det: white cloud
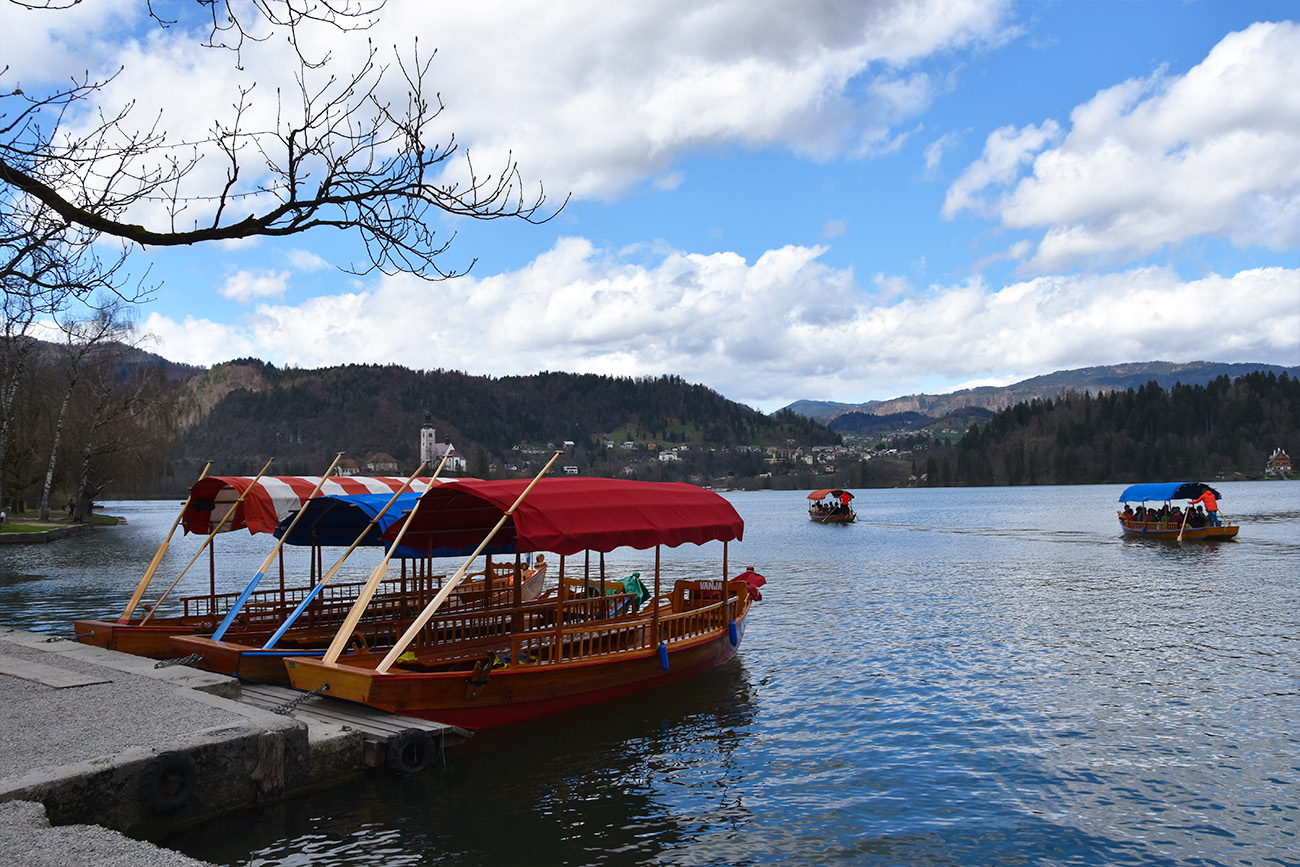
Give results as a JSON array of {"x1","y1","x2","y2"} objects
[
  {"x1": 7, "y1": 1, "x2": 1017, "y2": 248},
  {"x1": 288, "y1": 249, "x2": 331, "y2": 272},
  {"x1": 147, "y1": 238, "x2": 1299, "y2": 411},
  {"x1": 822, "y1": 219, "x2": 848, "y2": 239},
  {"x1": 922, "y1": 131, "x2": 962, "y2": 181},
  {"x1": 946, "y1": 20, "x2": 1300, "y2": 270},
  {"x1": 219, "y1": 270, "x2": 291, "y2": 303}
]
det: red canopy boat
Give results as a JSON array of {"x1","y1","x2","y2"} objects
[
  {"x1": 808, "y1": 488, "x2": 855, "y2": 524},
  {"x1": 284, "y1": 477, "x2": 764, "y2": 729},
  {"x1": 74, "y1": 473, "x2": 440, "y2": 658}
]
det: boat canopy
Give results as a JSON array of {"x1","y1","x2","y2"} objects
[
  {"x1": 181, "y1": 476, "x2": 435, "y2": 536},
  {"x1": 273, "y1": 492, "x2": 419, "y2": 547},
  {"x1": 1117, "y1": 482, "x2": 1222, "y2": 503},
  {"x1": 380, "y1": 477, "x2": 744, "y2": 556},
  {"x1": 273, "y1": 492, "x2": 516, "y2": 558},
  {"x1": 808, "y1": 489, "x2": 853, "y2": 501}
]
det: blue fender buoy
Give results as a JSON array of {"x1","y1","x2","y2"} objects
[
  {"x1": 728, "y1": 619, "x2": 739, "y2": 646},
  {"x1": 658, "y1": 641, "x2": 669, "y2": 671}
]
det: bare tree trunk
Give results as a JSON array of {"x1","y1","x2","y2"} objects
[{"x1": 38, "y1": 386, "x2": 75, "y2": 521}]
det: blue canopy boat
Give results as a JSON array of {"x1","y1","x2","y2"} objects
[{"x1": 1116, "y1": 482, "x2": 1238, "y2": 541}]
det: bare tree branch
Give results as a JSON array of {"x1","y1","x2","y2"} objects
[{"x1": 2, "y1": 1, "x2": 566, "y2": 281}]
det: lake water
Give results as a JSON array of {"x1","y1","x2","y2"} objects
[{"x1": 2, "y1": 482, "x2": 1298, "y2": 866}]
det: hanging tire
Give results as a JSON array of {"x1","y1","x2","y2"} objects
[
  {"x1": 387, "y1": 729, "x2": 437, "y2": 775},
  {"x1": 140, "y1": 751, "x2": 199, "y2": 813}
]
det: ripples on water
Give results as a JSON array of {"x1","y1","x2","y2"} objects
[{"x1": 3, "y1": 483, "x2": 1298, "y2": 865}]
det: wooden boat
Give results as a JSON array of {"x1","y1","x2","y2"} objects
[
  {"x1": 283, "y1": 476, "x2": 765, "y2": 729},
  {"x1": 1116, "y1": 482, "x2": 1239, "y2": 541},
  {"x1": 73, "y1": 472, "x2": 440, "y2": 658},
  {"x1": 808, "y1": 488, "x2": 856, "y2": 524},
  {"x1": 168, "y1": 488, "x2": 549, "y2": 683}
]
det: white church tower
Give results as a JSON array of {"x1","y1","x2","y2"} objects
[{"x1": 419, "y1": 411, "x2": 438, "y2": 465}]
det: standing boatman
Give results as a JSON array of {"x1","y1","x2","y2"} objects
[{"x1": 1189, "y1": 488, "x2": 1221, "y2": 527}]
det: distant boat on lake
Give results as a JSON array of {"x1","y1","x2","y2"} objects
[
  {"x1": 1116, "y1": 482, "x2": 1239, "y2": 541},
  {"x1": 808, "y1": 489, "x2": 855, "y2": 524}
]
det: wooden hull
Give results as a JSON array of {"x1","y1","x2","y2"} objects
[
  {"x1": 168, "y1": 634, "x2": 328, "y2": 683},
  {"x1": 810, "y1": 512, "x2": 855, "y2": 524},
  {"x1": 74, "y1": 617, "x2": 212, "y2": 659},
  {"x1": 73, "y1": 572, "x2": 477, "y2": 662},
  {"x1": 285, "y1": 611, "x2": 747, "y2": 729},
  {"x1": 1119, "y1": 520, "x2": 1239, "y2": 541}
]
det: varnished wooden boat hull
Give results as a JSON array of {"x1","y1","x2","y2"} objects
[
  {"x1": 810, "y1": 513, "x2": 855, "y2": 524},
  {"x1": 1118, "y1": 520, "x2": 1239, "y2": 541},
  {"x1": 74, "y1": 617, "x2": 216, "y2": 659},
  {"x1": 285, "y1": 612, "x2": 748, "y2": 729}
]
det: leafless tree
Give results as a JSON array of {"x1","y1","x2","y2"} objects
[
  {"x1": 37, "y1": 299, "x2": 134, "y2": 519},
  {"x1": 1, "y1": 0, "x2": 564, "y2": 282}
]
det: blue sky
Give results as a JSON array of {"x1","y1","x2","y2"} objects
[{"x1": 7, "y1": 0, "x2": 1297, "y2": 412}]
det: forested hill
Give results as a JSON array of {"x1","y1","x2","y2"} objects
[
  {"x1": 942, "y1": 371, "x2": 1299, "y2": 486},
  {"x1": 164, "y1": 360, "x2": 837, "y2": 487}
]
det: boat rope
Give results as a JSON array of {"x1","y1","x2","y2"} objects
[
  {"x1": 272, "y1": 683, "x2": 329, "y2": 715},
  {"x1": 154, "y1": 653, "x2": 204, "y2": 669}
]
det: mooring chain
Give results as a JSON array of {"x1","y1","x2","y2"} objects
[
  {"x1": 272, "y1": 683, "x2": 329, "y2": 715},
  {"x1": 154, "y1": 653, "x2": 204, "y2": 668}
]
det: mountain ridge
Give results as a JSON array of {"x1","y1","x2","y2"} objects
[{"x1": 785, "y1": 361, "x2": 1300, "y2": 422}]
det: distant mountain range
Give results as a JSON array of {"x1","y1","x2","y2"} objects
[{"x1": 785, "y1": 361, "x2": 1300, "y2": 422}]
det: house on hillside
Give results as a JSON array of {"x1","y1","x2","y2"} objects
[
  {"x1": 1265, "y1": 447, "x2": 1293, "y2": 478},
  {"x1": 364, "y1": 453, "x2": 399, "y2": 474},
  {"x1": 334, "y1": 459, "x2": 361, "y2": 477}
]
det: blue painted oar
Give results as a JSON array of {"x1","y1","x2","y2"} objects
[
  {"x1": 210, "y1": 453, "x2": 343, "y2": 641},
  {"x1": 260, "y1": 462, "x2": 429, "y2": 649},
  {"x1": 321, "y1": 454, "x2": 452, "y2": 664}
]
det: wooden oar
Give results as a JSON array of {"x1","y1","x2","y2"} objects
[
  {"x1": 374, "y1": 450, "x2": 562, "y2": 674},
  {"x1": 1177, "y1": 505, "x2": 1190, "y2": 542},
  {"x1": 210, "y1": 453, "x2": 344, "y2": 641},
  {"x1": 118, "y1": 461, "x2": 212, "y2": 623},
  {"x1": 321, "y1": 455, "x2": 450, "y2": 664},
  {"x1": 141, "y1": 458, "x2": 275, "y2": 624},
  {"x1": 260, "y1": 461, "x2": 429, "y2": 649}
]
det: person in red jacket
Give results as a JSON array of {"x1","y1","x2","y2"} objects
[{"x1": 1189, "y1": 489, "x2": 1220, "y2": 526}]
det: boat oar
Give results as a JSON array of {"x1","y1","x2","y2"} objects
[
  {"x1": 1177, "y1": 504, "x2": 1190, "y2": 542},
  {"x1": 374, "y1": 450, "x2": 562, "y2": 675},
  {"x1": 141, "y1": 458, "x2": 276, "y2": 624},
  {"x1": 118, "y1": 461, "x2": 213, "y2": 623},
  {"x1": 260, "y1": 461, "x2": 429, "y2": 649},
  {"x1": 210, "y1": 453, "x2": 344, "y2": 641},
  {"x1": 321, "y1": 455, "x2": 451, "y2": 664}
]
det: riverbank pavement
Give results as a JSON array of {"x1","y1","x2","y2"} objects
[{"x1": 0, "y1": 626, "x2": 367, "y2": 866}]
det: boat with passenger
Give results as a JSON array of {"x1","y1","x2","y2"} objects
[
  {"x1": 282, "y1": 472, "x2": 765, "y2": 729},
  {"x1": 808, "y1": 489, "x2": 855, "y2": 524},
  {"x1": 1116, "y1": 482, "x2": 1239, "y2": 541}
]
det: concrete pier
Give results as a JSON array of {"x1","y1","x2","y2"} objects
[{"x1": 0, "y1": 627, "x2": 468, "y2": 864}]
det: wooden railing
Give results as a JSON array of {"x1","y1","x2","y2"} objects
[{"x1": 177, "y1": 573, "x2": 446, "y2": 627}]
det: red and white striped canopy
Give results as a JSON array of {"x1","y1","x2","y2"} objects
[{"x1": 181, "y1": 475, "x2": 436, "y2": 536}]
